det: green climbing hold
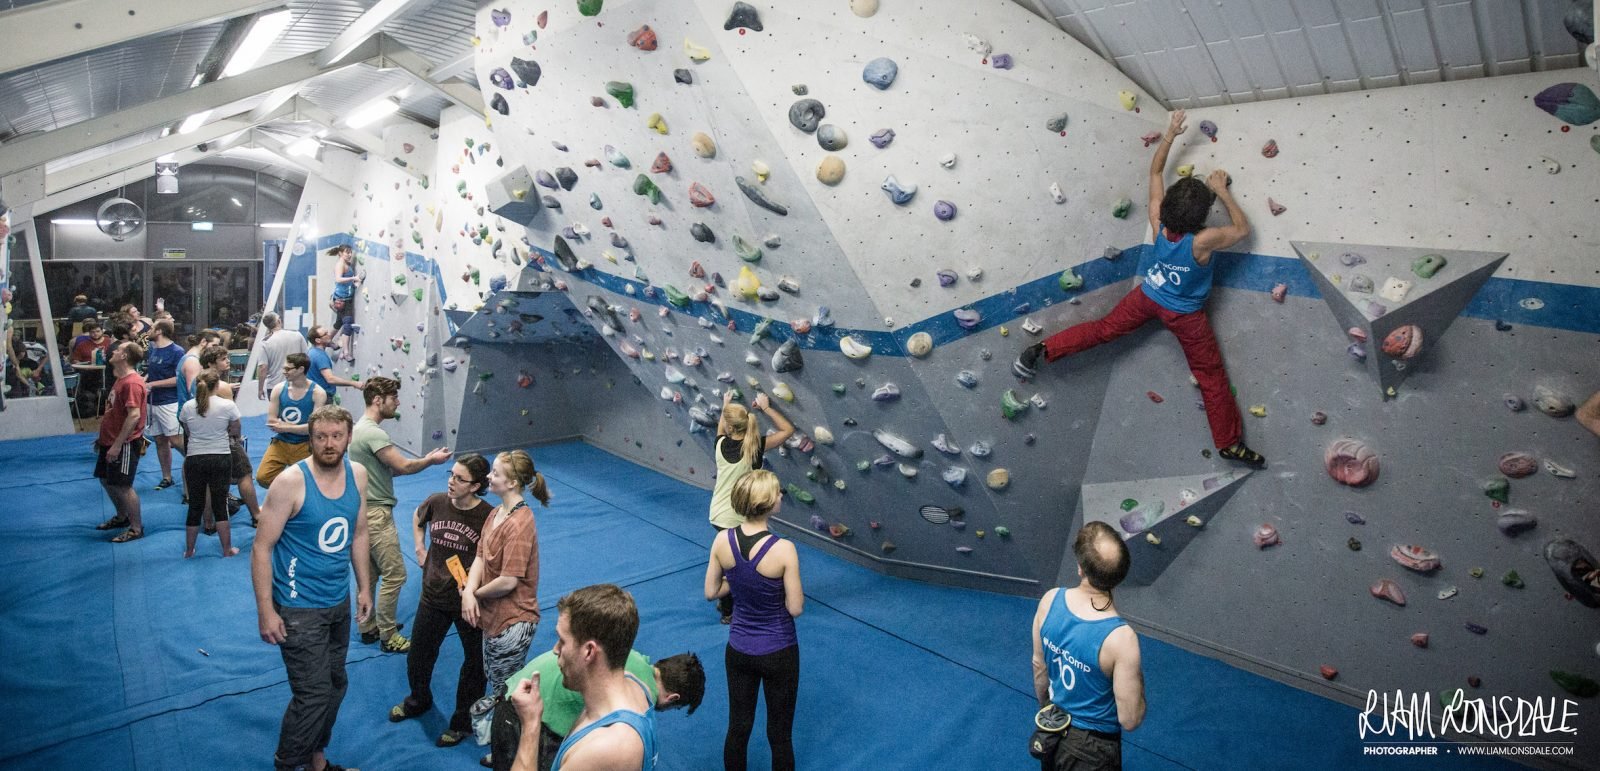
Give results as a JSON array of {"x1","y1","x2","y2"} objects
[
  {"x1": 478, "y1": 372, "x2": 494, "y2": 381},
  {"x1": 1501, "y1": 570, "x2": 1523, "y2": 588},
  {"x1": 748, "y1": 318, "x2": 772, "y2": 345},
  {"x1": 664, "y1": 285, "x2": 690, "y2": 308},
  {"x1": 411, "y1": 231, "x2": 422, "y2": 245},
  {"x1": 605, "y1": 81, "x2": 635, "y2": 108},
  {"x1": 1120, "y1": 499, "x2": 1138, "y2": 511},
  {"x1": 733, "y1": 234, "x2": 762, "y2": 263},
  {"x1": 351, "y1": 374, "x2": 361, "y2": 382},
  {"x1": 1482, "y1": 477, "x2": 1509, "y2": 504},
  {"x1": 578, "y1": 0, "x2": 603, "y2": 16},
  {"x1": 1411, "y1": 253, "x2": 1447, "y2": 278},
  {"x1": 1001, "y1": 389, "x2": 1030, "y2": 420},
  {"x1": 856, "y1": 460, "x2": 870, "y2": 472},
  {"x1": 419, "y1": 175, "x2": 429, "y2": 189},
  {"x1": 465, "y1": 137, "x2": 475, "y2": 148},
  {"x1": 402, "y1": 340, "x2": 412, "y2": 353},
  {"x1": 1112, "y1": 198, "x2": 1132, "y2": 219},
  {"x1": 831, "y1": 383, "x2": 846, "y2": 395},
  {"x1": 1059, "y1": 270, "x2": 1083, "y2": 291},
  {"x1": 1469, "y1": 566, "x2": 1484, "y2": 579},
  {"x1": 412, "y1": 289, "x2": 423, "y2": 302},
  {"x1": 457, "y1": 180, "x2": 468, "y2": 194},
  {"x1": 786, "y1": 484, "x2": 815, "y2": 504},
  {"x1": 805, "y1": 470, "x2": 819, "y2": 482},
  {"x1": 632, "y1": 174, "x2": 662, "y2": 204},
  {"x1": 727, "y1": 387, "x2": 742, "y2": 402},
  {"x1": 1551, "y1": 670, "x2": 1599, "y2": 698},
  {"x1": 994, "y1": 526, "x2": 1010, "y2": 537},
  {"x1": 1592, "y1": 134, "x2": 1600, "y2": 155},
  {"x1": 470, "y1": 268, "x2": 481, "y2": 285}
]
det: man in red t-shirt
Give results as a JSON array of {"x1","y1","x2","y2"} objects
[
  {"x1": 70, "y1": 321, "x2": 112, "y2": 364},
  {"x1": 95, "y1": 341, "x2": 149, "y2": 542}
]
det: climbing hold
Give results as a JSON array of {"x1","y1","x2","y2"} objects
[
  {"x1": 1390, "y1": 544, "x2": 1442, "y2": 573},
  {"x1": 1140, "y1": 132, "x2": 1162, "y2": 148},
  {"x1": 490, "y1": 93, "x2": 510, "y2": 115},
  {"x1": 690, "y1": 223, "x2": 716, "y2": 243},
  {"x1": 1410, "y1": 633, "x2": 1429, "y2": 649},
  {"x1": 1482, "y1": 476, "x2": 1510, "y2": 504},
  {"x1": 724, "y1": 2, "x2": 762, "y2": 31},
  {"x1": 1198, "y1": 120, "x2": 1217, "y2": 140},
  {"x1": 898, "y1": 464, "x2": 918, "y2": 479},
  {"x1": 628, "y1": 25, "x2": 657, "y2": 50},
  {"x1": 828, "y1": 524, "x2": 850, "y2": 538},
  {"x1": 1261, "y1": 139, "x2": 1279, "y2": 158},
  {"x1": 1253, "y1": 524, "x2": 1281, "y2": 549},
  {"x1": 1050, "y1": 183, "x2": 1066, "y2": 203},
  {"x1": 632, "y1": 174, "x2": 663, "y2": 204},
  {"x1": 687, "y1": 182, "x2": 715, "y2": 208},
  {"x1": 966, "y1": 441, "x2": 991, "y2": 458},
  {"x1": 1000, "y1": 390, "x2": 1029, "y2": 420},
  {"x1": 578, "y1": 0, "x2": 603, "y2": 16},
  {"x1": 1176, "y1": 165, "x2": 1194, "y2": 178},
  {"x1": 1339, "y1": 252, "x2": 1367, "y2": 267},
  {"x1": 786, "y1": 484, "x2": 815, "y2": 504},
  {"x1": 1348, "y1": 274, "x2": 1374, "y2": 294},
  {"x1": 554, "y1": 167, "x2": 578, "y2": 191},
  {"x1": 1248, "y1": 405, "x2": 1267, "y2": 417},
  {"x1": 605, "y1": 82, "x2": 635, "y2": 108},
  {"x1": 986, "y1": 468, "x2": 1010, "y2": 490},
  {"x1": 874, "y1": 430, "x2": 922, "y2": 458},
  {"x1": 1501, "y1": 569, "x2": 1525, "y2": 589},
  {"x1": 1347, "y1": 343, "x2": 1367, "y2": 363},
  {"x1": 1379, "y1": 277, "x2": 1412, "y2": 303},
  {"x1": 1551, "y1": 671, "x2": 1600, "y2": 698},
  {"x1": 1544, "y1": 538, "x2": 1600, "y2": 608},
  {"x1": 728, "y1": 234, "x2": 762, "y2": 263},
  {"x1": 937, "y1": 270, "x2": 958, "y2": 287},
  {"x1": 906, "y1": 332, "x2": 933, "y2": 358},
  {"x1": 489, "y1": 67, "x2": 514, "y2": 90},
  {"x1": 1500, "y1": 394, "x2": 1524, "y2": 412},
  {"x1": 750, "y1": 160, "x2": 771, "y2": 183},
  {"x1": 816, "y1": 156, "x2": 846, "y2": 185},
  {"x1": 954, "y1": 309, "x2": 981, "y2": 329},
  {"x1": 1318, "y1": 665, "x2": 1338, "y2": 681},
  {"x1": 851, "y1": 0, "x2": 878, "y2": 17},
  {"x1": 1380, "y1": 325, "x2": 1422, "y2": 359},
  {"x1": 1143, "y1": 533, "x2": 1162, "y2": 546},
  {"x1": 770, "y1": 382, "x2": 794, "y2": 402},
  {"x1": 931, "y1": 434, "x2": 960, "y2": 456},
  {"x1": 863, "y1": 57, "x2": 898, "y2": 89},
  {"x1": 1371, "y1": 579, "x2": 1407, "y2": 607},
  {"x1": 869, "y1": 128, "x2": 895, "y2": 148},
  {"x1": 1519, "y1": 297, "x2": 1544, "y2": 310},
  {"x1": 589, "y1": 193, "x2": 603, "y2": 210},
  {"x1": 1184, "y1": 516, "x2": 1204, "y2": 528},
  {"x1": 1545, "y1": 459, "x2": 1576, "y2": 479},
  {"x1": 536, "y1": 170, "x2": 560, "y2": 190},
  {"x1": 772, "y1": 339, "x2": 803, "y2": 373},
  {"x1": 1464, "y1": 621, "x2": 1488, "y2": 636},
  {"x1": 684, "y1": 39, "x2": 712, "y2": 61},
  {"x1": 1498, "y1": 451, "x2": 1539, "y2": 479},
  {"x1": 872, "y1": 383, "x2": 901, "y2": 401},
  {"x1": 817, "y1": 124, "x2": 848, "y2": 151},
  {"x1": 733, "y1": 267, "x2": 760, "y2": 301},
  {"x1": 881, "y1": 175, "x2": 917, "y2": 205},
  {"x1": 1325, "y1": 438, "x2": 1380, "y2": 487},
  {"x1": 736, "y1": 176, "x2": 788, "y2": 216},
  {"x1": 777, "y1": 276, "x2": 800, "y2": 294},
  {"x1": 1534, "y1": 386, "x2": 1575, "y2": 417},
  {"x1": 1118, "y1": 501, "x2": 1165, "y2": 534},
  {"x1": 788, "y1": 99, "x2": 825, "y2": 133},
  {"x1": 839, "y1": 336, "x2": 872, "y2": 360},
  {"x1": 939, "y1": 152, "x2": 957, "y2": 169},
  {"x1": 942, "y1": 467, "x2": 968, "y2": 488},
  {"x1": 1348, "y1": 538, "x2": 1362, "y2": 551},
  {"x1": 933, "y1": 200, "x2": 957, "y2": 221},
  {"x1": 1112, "y1": 198, "x2": 1132, "y2": 219},
  {"x1": 646, "y1": 112, "x2": 668, "y2": 134},
  {"x1": 1533, "y1": 82, "x2": 1600, "y2": 125},
  {"x1": 1411, "y1": 254, "x2": 1446, "y2": 278}
]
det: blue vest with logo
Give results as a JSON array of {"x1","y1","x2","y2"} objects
[
  {"x1": 552, "y1": 674, "x2": 658, "y2": 771},
  {"x1": 1039, "y1": 590, "x2": 1127, "y2": 734},
  {"x1": 175, "y1": 353, "x2": 198, "y2": 408},
  {"x1": 1138, "y1": 226, "x2": 1214, "y2": 314},
  {"x1": 275, "y1": 383, "x2": 315, "y2": 444},
  {"x1": 272, "y1": 459, "x2": 358, "y2": 608}
]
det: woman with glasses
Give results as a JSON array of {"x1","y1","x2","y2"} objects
[{"x1": 390, "y1": 453, "x2": 495, "y2": 748}]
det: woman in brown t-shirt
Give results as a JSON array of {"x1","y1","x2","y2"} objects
[{"x1": 461, "y1": 449, "x2": 549, "y2": 744}]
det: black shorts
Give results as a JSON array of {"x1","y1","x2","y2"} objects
[
  {"x1": 94, "y1": 441, "x2": 142, "y2": 487},
  {"x1": 230, "y1": 439, "x2": 252, "y2": 480}
]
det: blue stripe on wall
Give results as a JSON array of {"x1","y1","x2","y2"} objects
[{"x1": 278, "y1": 233, "x2": 453, "y2": 334}]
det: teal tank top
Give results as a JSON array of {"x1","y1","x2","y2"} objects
[
  {"x1": 1039, "y1": 590, "x2": 1127, "y2": 734},
  {"x1": 271, "y1": 459, "x2": 359, "y2": 608},
  {"x1": 275, "y1": 383, "x2": 315, "y2": 444},
  {"x1": 1138, "y1": 226, "x2": 1213, "y2": 314},
  {"x1": 175, "y1": 353, "x2": 198, "y2": 408},
  {"x1": 552, "y1": 674, "x2": 657, "y2": 771}
]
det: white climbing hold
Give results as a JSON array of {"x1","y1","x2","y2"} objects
[
  {"x1": 1021, "y1": 318, "x2": 1042, "y2": 335},
  {"x1": 813, "y1": 426, "x2": 834, "y2": 445},
  {"x1": 939, "y1": 152, "x2": 957, "y2": 169},
  {"x1": 1049, "y1": 182, "x2": 1065, "y2": 203},
  {"x1": 963, "y1": 33, "x2": 992, "y2": 57},
  {"x1": 840, "y1": 335, "x2": 873, "y2": 359}
]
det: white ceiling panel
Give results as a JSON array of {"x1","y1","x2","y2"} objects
[
  {"x1": 1292, "y1": 0, "x2": 1343, "y2": 28},
  {"x1": 1253, "y1": 0, "x2": 1305, "y2": 34},
  {"x1": 1432, "y1": 3, "x2": 1485, "y2": 74},
  {"x1": 1235, "y1": 34, "x2": 1286, "y2": 93},
  {"x1": 1270, "y1": 30, "x2": 1325, "y2": 92}
]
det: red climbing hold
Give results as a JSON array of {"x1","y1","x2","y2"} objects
[
  {"x1": 1410, "y1": 633, "x2": 1429, "y2": 648},
  {"x1": 1146, "y1": 391, "x2": 1164, "y2": 403},
  {"x1": 537, "y1": 10, "x2": 548, "y2": 28},
  {"x1": 1319, "y1": 666, "x2": 1338, "y2": 680}
]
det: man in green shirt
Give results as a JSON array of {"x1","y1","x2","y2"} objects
[
  {"x1": 347, "y1": 376, "x2": 452, "y2": 652},
  {"x1": 490, "y1": 649, "x2": 704, "y2": 771}
]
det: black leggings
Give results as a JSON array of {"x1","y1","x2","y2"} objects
[
  {"x1": 725, "y1": 643, "x2": 799, "y2": 771},
  {"x1": 185, "y1": 453, "x2": 232, "y2": 526},
  {"x1": 404, "y1": 600, "x2": 485, "y2": 733}
]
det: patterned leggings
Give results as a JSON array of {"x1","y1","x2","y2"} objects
[{"x1": 483, "y1": 620, "x2": 536, "y2": 699}]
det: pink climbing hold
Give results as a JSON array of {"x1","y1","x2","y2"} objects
[
  {"x1": 1347, "y1": 327, "x2": 1367, "y2": 343},
  {"x1": 1370, "y1": 579, "x2": 1407, "y2": 606},
  {"x1": 1325, "y1": 438, "x2": 1380, "y2": 487},
  {"x1": 1410, "y1": 632, "x2": 1429, "y2": 649},
  {"x1": 1390, "y1": 544, "x2": 1441, "y2": 573},
  {"x1": 689, "y1": 261, "x2": 705, "y2": 278},
  {"x1": 1311, "y1": 411, "x2": 1328, "y2": 425},
  {"x1": 517, "y1": 372, "x2": 534, "y2": 388},
  {"x1": 1497, "y1": 451, "x2": 1538, "y2": 479},
  {"x1": 652, "y1": 153, "x2": 673, "y2": 174},
  {"x1": 1270, "y1": 283, "x2": 1287, "y2": 303},
  {"x1": 1381, "y1": 325, "x2": 1423, "y2": 359},
  {"x1": 1319, "y1": 665, "x2": 1338, "y2": 681},
  {"x1": 1253, "y1": 523, "x2": 1280, "y2": 548},
  {"x1": 628, "y1": 24, "x2": 657, "y2": 50},
  {"x1": 1261, "y1": 139, "x2": 1279, "y2": 158},
  {"x1": 1141, "y1": 131, "x2": 1161, "y2": 148},
  {"x1": 688, "y1": 182, "x2": 715, "y2": 207},
  {"x1": 1268, "y1": 198, "x2": 1286, "y2": 216},
  {"x1": 1146, "y1": 391, "x2": 1164, "y2": 403},
  {"x1": 791, "y1": 318, "x2": 812, "y2": 334},
  {"x1": 537, "y1": 10, "x2": 547, "y2": 28}
]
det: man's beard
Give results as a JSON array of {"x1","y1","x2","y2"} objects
[{"x1": 311, "y1": 449, "x2": 344, "y2": 470}]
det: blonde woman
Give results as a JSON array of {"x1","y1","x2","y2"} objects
[
  {"x1": 462, "y1": 450, "x2": 549, "y2": 758},
  {"x1": 708, "y1": 390, "x2": 793, "y2": 624},
  {"x1": 178, "y1": 371, "x2": 241, "y2": 557},
  {"x1": 704, "y1": 469, "x2": 803, "y2": 771}
]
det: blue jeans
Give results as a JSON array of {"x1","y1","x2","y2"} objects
[{"x1": 274, "y1": 600, "x2": 351, "y2": 770}]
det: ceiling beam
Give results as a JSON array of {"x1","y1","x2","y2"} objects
[
  {"x1": 0, "y1": 0, "x2": 282, "y2": 74},
  {"x1": 426, "y1": 49, "x2": 476, "y2": 83},
  {"x1": 247, "y1": 129, "x2": 347, "y2": 189},
  {"x1": 376, "y1": 34, "x2": 485, "y2": 114},
  {"x1": 317, "y1": 0, "x2": 429, "y2": 67},
  {"x1": 16, "y1": 141, "x2": 239, "y2": 222},
  {"x1": 289, "y1": 99, "x2": 386, "y2": 157},
  {"x1": 45, "y1": 102, "x2": 295, "y2": 195},
  {"x1": 0, "y1": 37, "x2": 382, "y2": 180}
]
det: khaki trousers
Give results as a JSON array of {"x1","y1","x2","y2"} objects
[{"x1": 357, "y1": 505, "x2": 407, "y2": 639}]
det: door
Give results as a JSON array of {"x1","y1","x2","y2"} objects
[
  {"x1": 146, "y1": 262, "x2": 259, "y2": 340},
  {"x1": 147, "y1": 263, "x2": 196, "y2": 338}
]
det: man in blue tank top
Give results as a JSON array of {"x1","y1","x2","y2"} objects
[
  {"x1": 506, "y1": 584, "x2": 657, "y2": 771},
  {"x1": 1013, "y1": 110, "x2": 1265, "y2": 468},
  {"x1": 251, "y1": 404, "x2": 373, "y2": 771},
  {"x1": 257, "y1": 353, "x2": 327, "y2": 489},
  {"x1": 1031, "y1": 522, "x2": 1145, "y2": 770}
]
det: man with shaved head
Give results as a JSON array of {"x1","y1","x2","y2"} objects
[{"x1": 1029, "y1": 522, "x2": 1145, "y2": 770}]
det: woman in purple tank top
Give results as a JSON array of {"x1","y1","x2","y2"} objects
[{"x1": 703, "y1": 469, "x2": 803, "y2": 771}]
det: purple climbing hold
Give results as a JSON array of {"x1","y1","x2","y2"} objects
[
  {"x1": 991, "y1": 53, "x2": 1013, "y2": 69},
  {"x1": 490, "y1": 67, "x2": 514, "y2": 90},
  {"x1": 933, "y1": 200, "x2": 957, "y2": 221},
  {"x1": 1464, "y1": 621, "x2": 1488, "y2": 636},
  {"x1": 936, "y1": 270, "x2": 957, "y2": 287},
  {"x1": 869, "y1": 128, "x2": 895, "y2": 148},
  {"x1": 1496, "y1": 510, "x2": 1537, "y2": 536},
  {"x1": 810, "y1": 515, "x2": 827, "y2": 532},
  {"x1": 1198, "y1": 120, "x2": 1218, "y2": 140},
  {"x1": 536, "y1": 170, "x2": 559, "y2": 189},
  {"x1": 872, "y1": 383, "x2": 901, "y2": 401},
  {"x1": 1347, "y1": 343, "x2": 1367, "y2": 362},
  {"x1": 953, "y1": 309, "x2": 980, "y2": 329},
  {"x1": 491, "y1": 8, "x2": 511, "y2": 27},
  {"x1": 1344, "y1": 511, "x2": 1366, "y2": 525}
]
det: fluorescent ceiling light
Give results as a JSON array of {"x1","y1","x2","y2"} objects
[
  {"x1": 345, "y1": 97, "x2": 399, "y2": 129},
  {"x1": 52, "y1": 219, "x2": 98, "y2": 226},
  {"x1": 222, "y1": 10, "x2": 295, "y2": 78},
  {"x1": 231, "y1": 197, "x2": 243, "y2": 207},
  {"x1": 178, "y1": 110, "x2": 213, "y2": 135},
  {"x1": 260, "y1": 223, "x2": 293, "y2": 228},
  {"x1": 192, "y1": 222, "x2": 215, "y2": 232},
  {"x1": 287, "y1": 136, "x2": 322, "y2": 157}
]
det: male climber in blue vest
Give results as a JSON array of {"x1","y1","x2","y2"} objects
[
  {"x1": 1014, "y1": 109, "x2": 1265, "y2": 468},
  {"x1": 252, "y1": 404, "x2": 373, "y2": 771},
  {"x1": 1030, "y1": 521, "x2": 1145, "y2": 771}
]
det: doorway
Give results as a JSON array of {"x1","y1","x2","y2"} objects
[{"x1": 146, "y1": 262, "x2": 260, "y2": 339}]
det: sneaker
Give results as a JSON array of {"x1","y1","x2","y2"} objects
[
  {"x1": 1012, "y1": 343, "x2": 1044, "y2": 379},
  {"x1": 360, "y1": 630, "x2": 380, "y2": 645},
  {"x1": 1219, "y1": 442, "x2": 1267, "y2": 469},
  {"x1": 110, "y1": 528, "x2": 144, "y2": 543},
  {"x1": 479, "y1": 753, "x2": 493, "y2": 769},
  {"x1": 95, "y1": 515, "x2": 130, "y2": 531},
  {"x1": 381, "y1": 632, "x2": 411, "y2": 653},
  {"x1": 227, "y1": 495, "x2": 243, "y2": 517},
  {"x1": 389, "y1": 703, "x2": 425, "y2": 723},
  {"x1": 154, "y1": 478, "x2": 176, "y2": 490},
  {"x1": 437, "y1": 728, "x2": 471, "y2": 747}
]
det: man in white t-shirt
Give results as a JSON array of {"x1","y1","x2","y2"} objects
[{"x1": 254, "y1": 312, "x2": 308, "y2": 401}]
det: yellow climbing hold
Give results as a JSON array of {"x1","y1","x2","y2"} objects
[
  {"x1": 1145, "y1": 533, "x2": 1161, "y2": 545},
  {"x1": 752, "y1": 160, "x2": 770, "y2": 183},
  {"x1": 1249, "y1": 405, "x2": 1267, "y2": 417},
  {"x1": 1176, "y1": 164, "x2": 1194, "y2": 178},
  {"x1": 736, "y1": 266, "x2": 762, "y2": 300},
  {"x1": 771, "y1": 382, "x2": 795, "y2": 402},
  {"x1": 684, "y1": 39, "x2": 711, "y2": 61},
  {"x1": 647, "y1": 113, "x2": 668, "y2": 134},
  {"x1": 999, "y1": 326, "x2": 1009, "y2": 336},
  {"x1": 604, "y1": 251, "x2": 619, "y2": 263},
  {"x1": 1118, "y1": 90, "x2": 1137, "y2": 111},
  {"x1": 1185, "y1": 515, "x2": 1203, "y2": 527}
]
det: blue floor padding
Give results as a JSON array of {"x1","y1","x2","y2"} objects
[{"x1": 0, "y1": 421, "x2": 1514, "y2": 770}]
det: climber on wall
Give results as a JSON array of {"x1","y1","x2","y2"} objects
[{"x1": 1013, "y1": 109, "x2": 1266, "y2": 468}]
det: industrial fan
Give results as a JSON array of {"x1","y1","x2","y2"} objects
[{"x1": 95, "y1": 197, "x2": 146, "y2": 241}]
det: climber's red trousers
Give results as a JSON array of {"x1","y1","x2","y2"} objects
[{"x1": 1041, "y1": 287, "x2": 1243, "y2": 449}]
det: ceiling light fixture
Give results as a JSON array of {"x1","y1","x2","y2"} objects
[
  {"x1": 178, "y1": 110, "x2": 213, "y2": 135},
  {"x1": 345, "y1": 97, "x2": 400, "y2": 129},
  {"x1": 287, "y1": 136, "x2": 322, "y2": 158},
  {"x1": 222, "y1": 10, "x2": 295, "y2": 78}
]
